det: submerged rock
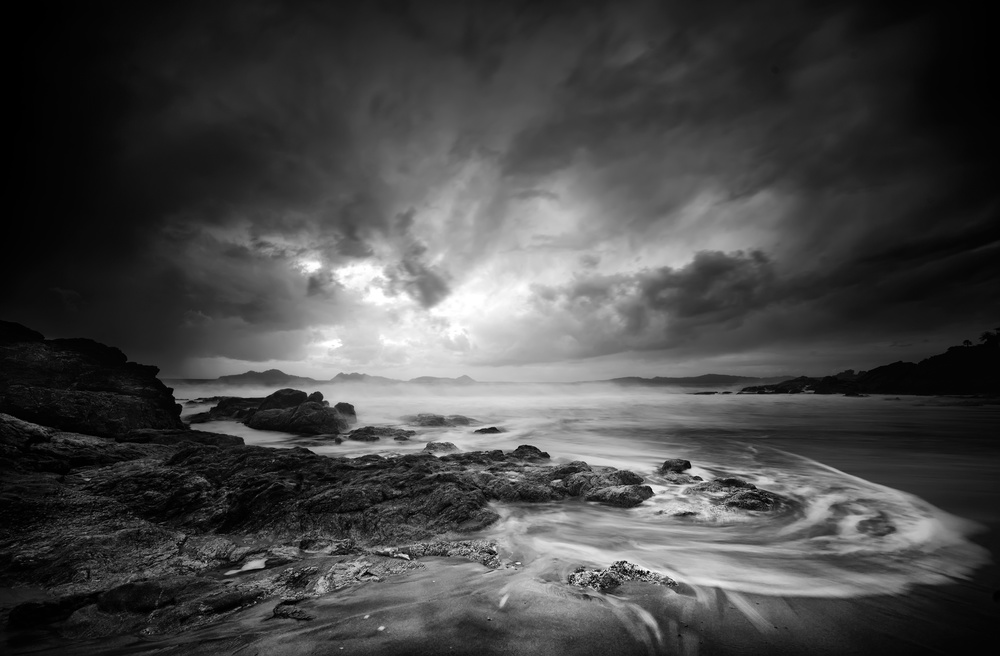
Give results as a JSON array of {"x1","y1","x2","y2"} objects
[
  {"x1": 584, "y1": 484, "x2": 654, "y2": 507},
  {"x1": 401, "y1": 413, "x2": 476, "y2": 427},
  {"x1": 347, "y1": 425, "x2": 416, "y2": 441},
  {"x1": 272, "y1": 599, "x2": 314, "y2": 621},
  {"x1": 685, "y1": 475, "x2": 791, "y2": 512},
  {"x1": 334, "y1": 402, "x2": 357, "y2": 423},
  {"x1": 568, "y1": 560, "x2": 677, "y2": 591},
  {"x1": 474, "y1": 426, "x2": 503, "y2": 434}
]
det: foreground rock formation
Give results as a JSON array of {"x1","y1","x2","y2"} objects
[
  {"x1": 0, "y1": 321, "x2": 680, "y2": 646},
  {"x1": 1, "y1": 407, "x2": 662, "y2": 640},
  {"x1": 0, "y1": 321, "x2": 184, "y2": 437}
]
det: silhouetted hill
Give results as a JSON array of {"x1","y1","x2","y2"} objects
[{"x1": 740, "y1": 338, "x2": 999, "y2": 395}]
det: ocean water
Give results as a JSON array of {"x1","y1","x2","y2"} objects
[{"x1": 174, "y1": 383, "x2": 1000, "y2": 602}]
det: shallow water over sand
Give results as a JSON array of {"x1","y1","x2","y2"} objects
[{"x1": 176, "y1": 384, "x2": 999, "y2": 600}]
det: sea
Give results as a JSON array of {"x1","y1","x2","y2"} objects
[{"x1": 147, "y1": 382, "x2": 1000, "y2": 655}]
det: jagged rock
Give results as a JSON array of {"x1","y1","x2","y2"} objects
[
  {"x1": 0, "y1": 321, "x2": 185, "y2": 437},
  {"x1": 117, "y1": 428, "x2": 244, "y2": 448},
  {"x1": 659, "y1": 459, "x2": 691, "y2": 473},
  {"x1": 307, "y1": 391, "x2": 324, "y2": 403},
  {"x1": 386, "y1": 540, "x2": 502, "y2": 568},
  {"x1": 424, "y1": 441, "x2": 458, "y2": 453},
  {"x1": 186, "y1": 396, "x2": 263, "y2": 423},
  {"x1": 346, "y1": 426, "x2": 415, "y2": 442},
  {"x1": 474, "y1": 426, "x2": 503, "y2": 434},
  {"x1": 568, "y1": 560, "x2": 677, "y2": 591},
  {"x1": 334, "y1": 402, "x2": 357, "y2": 424},
  {"x1": 549, "y1": 461, "x2": 592, "y2": 479},
  {"x1": 272, "y1": 599, "x2": 313, "y2": 621},
  {"x1": 722, "y1": 488, "x2": 783, "y2": 511},
  {"x1": 584, "y1": 484, "x2": 654, "y2": 507},
  {"x1": 510, "y1": 444, "x2": 550, "y2": 460},
  {"x1": 686, "y1": 475, "x2": 790, "y2": 512}
]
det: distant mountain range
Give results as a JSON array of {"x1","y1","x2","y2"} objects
[
  {"x1": 166, "y1": 369, "x2": 480, "y2": 386},
  {"x1": 166, "y1": 369, "x2": 788, "y2": 388}
]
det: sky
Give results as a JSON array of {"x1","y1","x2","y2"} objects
[{"x1": 6, "y1": 0, "x2": 998, "y2": 381}]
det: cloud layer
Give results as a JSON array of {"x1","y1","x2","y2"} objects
[{"x1": 7, "y1": 0, "x2": 997, "y2": 379}]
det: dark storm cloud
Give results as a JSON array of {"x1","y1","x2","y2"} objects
[
  {"x1": 523, "y1": 250, "x2": 779, "y2": 360},
  {"x1": 5, "y1": 0, "x2": 997, "y2": 376}
]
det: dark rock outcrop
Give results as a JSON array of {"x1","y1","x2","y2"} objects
[
  {"x1": 346, "y1": 426, "x2": 416, "y2": 442},
  {"x1": 474, "y1": 426, "x2": 503, "y2": 434},
  {"x1": 0, "y1": 321, "x2": 185, "y2": 437},
  {"x1": 584, "y1": 484, "x2": 654, "y2": 507},
  {"x1": 334, "y1": 402, "x2": 357, "y2": 423},
  {"x1": 659, "y1": 458, "x2": 692, "y2": 473},
  {"x1": 257, "y1": 388, "x2": 309, "y2": 411},
  {"x1": 247, "y1": 401, "x2": 350, "y2": 435},
  {"x1": 401, "y1": 413, "x2": 475, "y2": 427},
  {"x1": 568, "y1": 560, "x2": 677, "y2": 591},
  {"x1": 424, "y1": 441, "x2": 458, "y2": 453},
  {"x1": 685, "y1": 476, "x2": 790, "y2": 512},
  {"x1": 117, "y1": 428, "x2": 244, "y2": 448},
  {"x1": 244, "y1": 389, "x2": 351, "y2": 435},
  {"x1": 185, "y1": 396, "x2": 263, "y2": 423},
  {"x1": 739, "y1": 341, "x2": 1000, "y2": 395},
  {"x1": 190, "y1": 390, "x2": 355, "y2": 435}
]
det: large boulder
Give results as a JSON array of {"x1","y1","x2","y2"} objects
[
  {"x1": 584, "y1": 484, "x2": 654, "y2": 507},
  {"x1": 257, "y1": 389, "x2": 308, "y2": 411},
  {"x1": 186, "y1": 396, "x2": 263, "y2": 423},
  {"x1": 0, "y1": 321, "x2": 184, "y2": 437},
  {"x1": 334, "y1": 402, "x2": 357, "y2": 424},
  {"x1": 246, "y1": 401, "x2": 349, "y2": 435}
]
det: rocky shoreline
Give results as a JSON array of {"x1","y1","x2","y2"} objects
[{"x1": 1, "y1": 321, "x2": 790, "y2": 648}]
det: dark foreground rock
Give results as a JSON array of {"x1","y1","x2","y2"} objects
[
  {"x1": 2, "y1": 405, "x2": 664, "y2": 641},
  {"x1": 568, "y1": 560, "x2": 677, "y2": 591},
  {"x1": 0, "y1": 321, "x2": 185, "y2": 437},
  {"x1": 0, "y1": 323, "x2": 674, "y2": 642}
]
